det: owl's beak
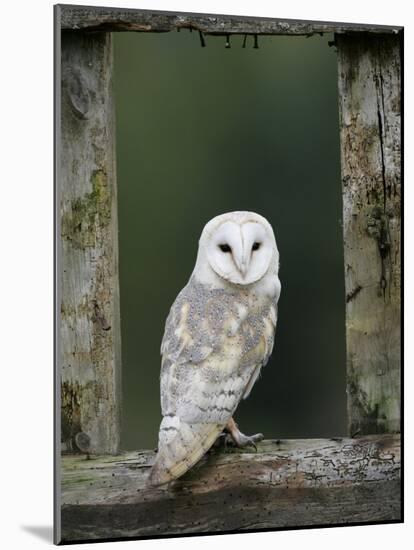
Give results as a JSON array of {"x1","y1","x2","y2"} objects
[
  {"x1": 235, "y1": 250, "x2": 250, "y2": 278},
  {"x1": 234, "y1": 256, "x2": 244, "y2": 277}
]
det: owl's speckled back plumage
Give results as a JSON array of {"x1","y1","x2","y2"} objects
[{"x1": 148, "y1": 212, "x2": 280, "y2": 486}]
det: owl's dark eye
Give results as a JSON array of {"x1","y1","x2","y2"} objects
[
  {"x1": 219, "y1": 244, "x2": 232, "y2": 253},
  {"x1": 252, "y1": 242, "x2": 261, "y2": 251}
]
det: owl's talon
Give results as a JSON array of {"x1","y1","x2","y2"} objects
[
  {"x1": 225, "y1": 418, "x2": 264, "y2": 450},
  {"x1": 236, "y1": 432, "x2": 264, "y2": 450}
]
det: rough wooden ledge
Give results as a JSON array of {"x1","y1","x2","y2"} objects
[
  {"x1": 58, "y1": 5, "x2": 402, "y2": 35},
  {"x1": 60, "y1": 434, "x2": 401, "y2": 542}
]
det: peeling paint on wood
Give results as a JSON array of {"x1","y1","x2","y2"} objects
[
  {"x1": 58, "y1": 5, "x2": 402, "y2": 35},
  {"x1": 60, "y1": 435, "x2": 400, "y2": 541},
  {"x1": 60, "y1": 31, "x2": 121, "y2": 455},
  {"x1": 337, "y1": 33, "x2": 401, "y2": 436}
]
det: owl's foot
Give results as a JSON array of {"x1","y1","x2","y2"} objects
[{"x1": 225, "y1": 418, "x2": 264, "y2": 451}]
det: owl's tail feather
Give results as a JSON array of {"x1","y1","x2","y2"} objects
[{"x1": 147, "y1": 421, "x2": 223, "y2": 487}]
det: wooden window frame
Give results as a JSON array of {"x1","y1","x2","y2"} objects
[{"x1": 55, "y1": 4, "x2": 402, "y2": 544}]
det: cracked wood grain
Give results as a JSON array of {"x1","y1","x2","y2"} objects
[
  {"x1": 337, "y1": 33, "x2": 401, "y2": 436},
  {"x1": 60, "y1": 31, "x2": 121, "y2": 455},
  {"x1": 58, "y1": 5, "x2": 402, "y2": 35},
  {"x1": 60, "y1": 435, "x2": 400, "y2": 542}
]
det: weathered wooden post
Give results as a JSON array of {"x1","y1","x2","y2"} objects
[
  {"x1": 59, "y1": 30, "x2": 121, "y2": 455},
  {"x1": 336, "y1": 33, "x2": 401, "y2": 436}
]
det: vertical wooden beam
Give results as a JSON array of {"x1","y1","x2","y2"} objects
[
  {"x1": 60, "y1": 31, "x2": 121, "y2": 454},
  {"x1": 336, "y1": 33, "x2": 401, "y2": 435}
]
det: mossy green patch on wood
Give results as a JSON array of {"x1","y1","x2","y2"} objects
[
  {"x1": 61, "y1": 380, "x2": 109, "y2": 452},
  {"x1": 62, "y1": 476, "x2": 95, "y2": 487},
  {"x1": 61, "y1": 381, "x2": 83, "y2": 447},
  {"x1": 61, "y1": 169, "x2": 112, "y2": 249}
]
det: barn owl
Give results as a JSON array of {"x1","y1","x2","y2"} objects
[{"x1": 148, "y1": 211, "x2": 281, "y2": 486}]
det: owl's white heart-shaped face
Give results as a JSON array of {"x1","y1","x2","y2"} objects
[{"x1": 195, "y1": 211, "x2": 279, "y2": 286}]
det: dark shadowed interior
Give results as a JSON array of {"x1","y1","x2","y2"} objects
[{"x1": 113, "y1": 30, "x2": 347, "y2": 450}]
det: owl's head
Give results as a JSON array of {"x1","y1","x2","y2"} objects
[{"x1": 194, "y1": 211, "x2": 279, "y2": 286}]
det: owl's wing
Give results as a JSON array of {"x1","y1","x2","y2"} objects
[
  {"x1": 242, "y1": 302, "x2": 278, "y2": 400},
  {"x1": 160, "y1": 289, "x2": 216, "y2": 368},
  {"x1": 149, "y1": 281, "x2": 276, "y2": 486}
]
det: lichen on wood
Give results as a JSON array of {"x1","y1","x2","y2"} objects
[
  {"x1": 336, "y1": 33, "x2": 401, "y2": 436},
  {"x1": 60, "y1": 31, "x2": 121, "y2": 455}
]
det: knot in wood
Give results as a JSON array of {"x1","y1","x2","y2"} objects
[
  {"x1": 75, "y1": 431, "x2": 91, "y2": 453},
  {"x1": 65, "y1": 67, "x2": 91, "y2": 120}
]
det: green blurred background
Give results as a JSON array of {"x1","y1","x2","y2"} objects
[{"x1": 113, "y1": 31, "x2": 347, "y2": 451}]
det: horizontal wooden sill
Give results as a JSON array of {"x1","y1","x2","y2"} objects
[{"x1": 60, "y1": 434, "x2": 401, "y2": 542}]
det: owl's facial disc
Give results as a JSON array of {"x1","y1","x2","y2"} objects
[{"x1": 206, "y1": 221, "x2": 273, "y2": 285}]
